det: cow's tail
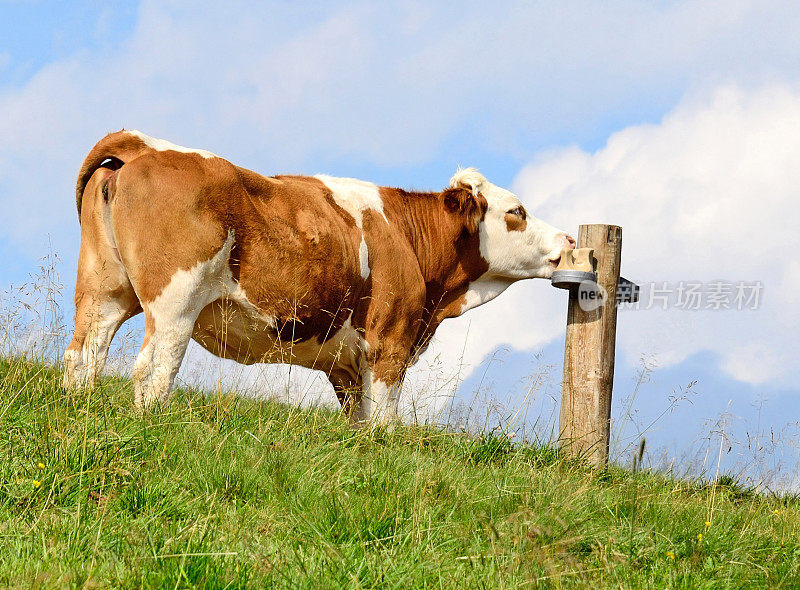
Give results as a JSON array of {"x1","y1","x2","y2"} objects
[{"x1": 75, "y1": 130, "x2": 150, "y2": 222}]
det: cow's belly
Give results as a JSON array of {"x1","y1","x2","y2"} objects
[{"x1": 192, "y1": 298, "x2": 364, "y2": 379}]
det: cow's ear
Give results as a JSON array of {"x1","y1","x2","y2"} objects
[
  {"x1": 441, "y1": 188, "x2": 488, "y2": 233},
  {"x1": 446, "y1": 166, "x2": 490, "y2": 232},
  {"x1": 449, "y1": 166, "x2": 486, "y2": 197}
]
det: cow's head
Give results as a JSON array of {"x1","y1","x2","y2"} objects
[{"x1": 447, "y1": 168, "x2": 575, "y2": 280}]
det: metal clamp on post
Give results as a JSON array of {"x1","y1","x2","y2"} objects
[{"x1": 616, "y1": 277, "x2": 639, "y2": 303}]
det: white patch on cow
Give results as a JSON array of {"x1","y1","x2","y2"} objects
[
  {"x1": 314, "y1": 174, "x2": 384, "y2": 284},
  {"x1": 131, "y1": 339, "x2": 154, "y2": 409},
  {"x1": 146, "y1": 232, "x2": 235, "y2": 324},
  {"x1": 62, "y1": 348, "x2": 82, "y2": 389},
  {"x1": 358, "y1": 236, "x2": 370, "y2": 279},
  {"x1": 450, "y1": 167, "x2": 571, "y2": 281},
  {"x1": 450, "y1": 167, "x2": 488, "y2": 197},
  {"x1": 357, "y1": 377, "x2": 402, "y2": 426},
  {"x1": 63, "y1": 348, "x2": 80, "y2": 375},
  {"x1": 225, "y1": 281, "x2": 278, "y2": 331},
  {"x1": 313, "y1": 174, "x2": 387, "y2": 229},
  {"x1": 127, "y1": 129, "x2": 216, "y2": 159},
  {"x1": 460, "y1": 276, "x2": 514, "y2": 314},
  {"x1": 134, "y1": 231, "x2": 235, "y2": 408}
]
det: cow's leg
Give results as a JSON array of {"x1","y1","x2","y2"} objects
[
  {"x1": 352, "y1": 340, "x2": 413, "y2": 427},
  {"x1": 351, "y1": 255, "x2": 426, "y2": 427},
  {"x1": 64, "y1": 164, "x2": 142, "y2": 389},
  {"x1": 131, "y1": 315, "x2": 155, "y2": 408},
  {"x1": 325, "y1": 343, "x2": 404, "y2": 426},
  {"x1": 130, "y1": 233, "x2": 235, "y2": 410},
  {"x1": 328, "y1": 368, "x2": 363, "y2": 419},
  {"x1": 63, "y1": 228, "x2": 140, "y2": 389},
  {"x1": 63, "y1": 290, "x2": 139, "y2": 389},
  {"x1": 132, "y1": 305, "x2": 199, "y2": 410},
  {"x1": 356, "y1": 372, "x2": 405, "y2": 426}
]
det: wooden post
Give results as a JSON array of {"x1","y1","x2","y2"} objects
[{"x1": 559, "y1": 224, "x2": 622, "y2": 467}]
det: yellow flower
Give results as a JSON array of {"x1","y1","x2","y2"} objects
[
  {"x1": 666, "y1": 551, "x2": 675, "y2": 560},
  {"x1": 705, "y1": 521, "x2": 711, "y2": 528},
  {"x1": 37, "y1": 462, "x2": 45, "y2": 470},
  {"x1": 32, "y1": 480, "x2": 41, "y2": 488},
  {"x1": 773, "y1": 510, "x2": 780, "y2": 515},
  {"x1": 697, "y1": 533, "x2": 703, "y2": 542}
]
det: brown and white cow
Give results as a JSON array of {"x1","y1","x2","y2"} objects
[{"x1": 63, "y1": 130, "x2": 575, "y2": 424}]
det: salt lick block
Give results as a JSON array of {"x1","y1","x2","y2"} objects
[{"x1": 551, "y1": 247, "x2": 598, "y2": 290}]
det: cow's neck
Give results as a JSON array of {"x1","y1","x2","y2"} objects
[
  {"x1": 385, "y1": 192, "x2": 481, "y2": 288},
  {"x1": 410, "y1": 272, "x2": 516, "y2": 356},
  {"x1": 426, "y1": 273, "x2": 515, "y2": 327},
  {"x1": 381, "y1": 189, "x2": 515, "y2": 334}
]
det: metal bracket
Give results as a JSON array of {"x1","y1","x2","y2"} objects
[{"x1": 551, "y1": 269, "x2": 597, "y2": 290}]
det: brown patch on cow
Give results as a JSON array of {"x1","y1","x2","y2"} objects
[
  {"x1": 225, "y1": 173, "x2": 365, "y2": 347},
  {"x1": 505, "y1": 212, "x2": 527, "y2": 232}
]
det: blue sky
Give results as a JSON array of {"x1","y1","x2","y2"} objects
[{"x1": 2, "y1": 1, "x2": 800, "y2": 488}]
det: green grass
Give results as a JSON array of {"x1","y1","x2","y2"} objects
[{"x1": 1, "y1": 357, "x2": 799, "y2": 588}]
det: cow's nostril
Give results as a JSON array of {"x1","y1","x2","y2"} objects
[{"x1": 564, "y1": 234, "x2": 576, "y2": 249}]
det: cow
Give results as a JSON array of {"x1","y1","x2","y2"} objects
[{"x1": 63, "y1": 130, "x2": 575, "y2": 425}]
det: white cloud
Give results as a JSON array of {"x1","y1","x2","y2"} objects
[{"x1": 504, "y1": 83, "x2": 800, "y2": 386}]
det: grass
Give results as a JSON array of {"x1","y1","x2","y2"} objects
[{"x1": 1, "y1": 357, "x2": 799, "y2": 588}]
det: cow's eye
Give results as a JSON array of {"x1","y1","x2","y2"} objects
[{"x1": 507, "y1": 206, "x2": 526, "y2": 220}]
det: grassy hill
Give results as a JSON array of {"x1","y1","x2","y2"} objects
[{"x1": 0, "y1": 357, "x2": 798, "y2": 588}]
